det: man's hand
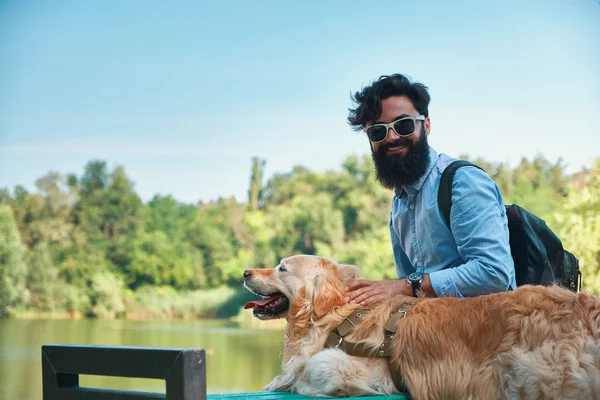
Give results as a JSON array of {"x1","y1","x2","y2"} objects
[{"x1": 345, "y1": 279, "x2": 412, "y2": 306}]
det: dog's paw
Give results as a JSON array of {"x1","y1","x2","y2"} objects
[{"x1": 264, "y1": 375, "x2": 294, "y2": 392}]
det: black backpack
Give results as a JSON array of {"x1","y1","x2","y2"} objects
[{"x1": 438, "y1": 160, "x2": 582, "y2": 292}]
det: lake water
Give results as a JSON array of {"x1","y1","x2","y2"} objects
[{"x1": 0, "y1": 318, "x2": 285, "y2": 400}]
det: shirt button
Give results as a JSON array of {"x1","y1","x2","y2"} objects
[
  {"x1": 412, "y1": 234, "x2": 417, "y2": 238},
  {"x1": 409, "y1": 204, "x2": 415, "y2": 209}
]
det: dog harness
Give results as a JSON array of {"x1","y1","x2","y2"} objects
[{"x1": 324, "y1": 307, "x2": 408, "y2": 392}]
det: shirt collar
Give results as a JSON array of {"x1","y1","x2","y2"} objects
[{"x1": 394, "y1": 147, "x2": 439, "y2": 198}]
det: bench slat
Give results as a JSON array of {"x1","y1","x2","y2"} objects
[
  {"x1": 56, "y1": 387, "x2": 166, "y2": 400},
  {"x1": 207, "y1": 393, "x2": 408, "y2": 399}
]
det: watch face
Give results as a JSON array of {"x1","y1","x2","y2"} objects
[{"x1": 408, "y1": 272, "x2": 423, "y2": 282}]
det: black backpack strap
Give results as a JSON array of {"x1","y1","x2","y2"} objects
[{"x1": 438, "y1": 160, "x2": 484, "y2": 230}]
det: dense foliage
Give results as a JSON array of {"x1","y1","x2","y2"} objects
[{"x1": 0, "y1": 154, "x2": 598, "y2": 318}]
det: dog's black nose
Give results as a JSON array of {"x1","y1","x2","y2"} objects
[{"x1": 243, "y1": 270, "x2": 252, "y2": 278}]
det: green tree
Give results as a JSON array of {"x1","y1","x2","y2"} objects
[
  {"x1": 269, "y1": 192, "x2": 345, "y2": 257},
  {"x1": 186, "y1": 219, "x2": 233, "y2": 286},
  {"x1": 71, "y1": 163, "x2": 143, "y2": 278},
  {"x1": 79, "y1": 160, "x2": 109, "y2": 196},
  {"x1": 262, "y1": 166, "x2": 317, "y2": 206},
  {"x1": 336, "y1": 155, "x2": 392, "y2": 238},
  {"x1": 103, "y1": 167, "x2": 144, "y2": 271},
  {"x1": 72, "y1": 161, "x2": 110, "y2": 245},
  {"x1": 0, "y1": 205, "x2": 27, "y2": 316},
  {"x1": 555, "y1": 159, "x2": 600, "y2": 295},
  {"x1": 146, "y1": 195, "x2": 184, "y2": 239},
  {"x1": 243, "y1": 210, "x2": 276, "y2": 269},
  {"x1": 25, "y1": 243, "x2": 65, "y2": 311},
  {"x1": 248, "y1": 157, "x2": 266, "y2": 210},
  {"x1": 127, "y1": 231, "x2": 205, "y2": 289},
  {"x1": 338, "y1": 226, "x2": 395, "y2": 280},
  {"x1": 0, "y1": 187, "x2": 9, "y2": 204}
]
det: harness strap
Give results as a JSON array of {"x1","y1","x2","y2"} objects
[
  {"x1": 324, "y1": 307, "x2": 408, "y2": 393},
  {"x1": 336, "y1": 309, "x2": 369, "y2": 336},
  {"x1": 325, "y1": 330, "x2": 396, "y2": 357},
  {"x1": 384, "y1": 309, "x2": 407, "y2": 332},
  {"x1": 386, "y1": 358, "x2": 406, "y2": 393}
]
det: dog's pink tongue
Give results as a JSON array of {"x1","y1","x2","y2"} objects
[{"x1": 244, "y1": 295, "x2": 282, "y2": 310}]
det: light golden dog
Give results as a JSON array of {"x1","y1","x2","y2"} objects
[{"x1": 243, "y1": 255, "x2": 600, "y2": 399}]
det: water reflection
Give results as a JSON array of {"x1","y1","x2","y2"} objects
[{"x1": 0, "y1": 318, "x2": 285, "y2": 400}]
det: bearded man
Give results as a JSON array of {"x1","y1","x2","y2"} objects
[{"x1": 346, "y1": 74, "x2": 515, "y2": 305}]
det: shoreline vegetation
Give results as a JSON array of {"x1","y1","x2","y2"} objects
[
  {"x1": 9, "y1": 286, "x2": 287, "y2": 330},
  {"x1": 1, "y1": 155, "x2": 599, "y2": 320},
  {"x1": 10, "y1": 286, "x2": 257, "y2": 321}
]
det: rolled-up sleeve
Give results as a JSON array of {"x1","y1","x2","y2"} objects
[{"x1": 429, "y1": 167, "x2": 515, "y2": 297}]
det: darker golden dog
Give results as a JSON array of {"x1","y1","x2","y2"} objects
[{"x1": 243, "y1": 255, "x2": 600, "y2": 399}]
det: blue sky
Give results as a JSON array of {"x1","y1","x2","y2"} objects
[{"x1": 1, "y1": 0, "x2": 599, "y2": 204}]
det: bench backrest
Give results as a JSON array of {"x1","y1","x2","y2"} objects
[{"x1": 41, "y1": 344, "x2": 206, "y2": 400}]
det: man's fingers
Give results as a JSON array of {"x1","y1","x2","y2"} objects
[
  {"x1": 350, "y1": 291, "x2": 369, "y2": 304},
  {"x1": 346, "y1": 280, "x2": 370, "y2": 291},
  {"x1": 345, "y1": 280, "x2": 393, "y2": 304},
  {"x1": 345, "y1": 280, "x2": 373, "y2": 303},
  {"x1": 350, "y1": 288, "x2": 383, "y2": 305},
  {"x1": 346, "y1": 286, "x2": 370, "y2": 302},
  {"x1": 354, "y1": 291, "x2": 384, "y2": 307}
]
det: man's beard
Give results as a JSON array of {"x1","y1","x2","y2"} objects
[{"x1": 371, "y1": 126, "x2": 430, "y2": 190}]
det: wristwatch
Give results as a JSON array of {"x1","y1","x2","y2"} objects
[{"x1": 407, "y1": 272, "x2": 424, "y2": 297}]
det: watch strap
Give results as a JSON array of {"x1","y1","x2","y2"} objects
[{"x1": 408, "y1": 275, "x2": 423, "y2": 297}]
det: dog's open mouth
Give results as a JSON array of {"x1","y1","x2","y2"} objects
[{"x1": 244, "y1": 293, "x2": 290, "y2": 320}]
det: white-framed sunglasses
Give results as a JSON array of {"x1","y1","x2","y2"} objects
[{"x1": 363, "y1": 115, "x2": 425, "y2": 143}]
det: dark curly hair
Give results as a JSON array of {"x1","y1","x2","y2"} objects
[{"x1": 347, "y1": 74, "x2": 430, "y2": 131}]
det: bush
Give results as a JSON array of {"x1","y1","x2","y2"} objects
[
  {"x1": 65, "y1": 285, "x2": 91, "y2": 316},
  {"x1": 125, "y1": 285, "x2": 238, "y2": 319},
  {"x1": 88, "y1": 272, "x2": 125, "y2": 319}
]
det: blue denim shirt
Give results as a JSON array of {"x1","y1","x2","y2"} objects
[{"x1": 390, "y1": 147, "x2": 516, "y2": 297}]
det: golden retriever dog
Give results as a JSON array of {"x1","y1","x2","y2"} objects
[{"x1": 243, "y1": 254, "x2": 600, "y2": 399}]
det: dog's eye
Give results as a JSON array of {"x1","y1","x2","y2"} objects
[{"x1": 279, "y1": 264, "x2": 287, "y2": 272}]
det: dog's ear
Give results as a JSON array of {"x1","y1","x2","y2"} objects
[
  {"x1": 337, "y1": 263, "x2": 361, "y2": 283},
  {"x1": 310, "y1": 273, "x2": 347, "y2": 317},
  {"x1": 319, "y1": 258, "x2": 361, "y2": 283},
  {"x1": 301, "y1": 259, "x2": 348, "y2": 317}
]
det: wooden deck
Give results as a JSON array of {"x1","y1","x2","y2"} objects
[{"x1": 41, "y1": 344, "x2": 409, "y2": 400}]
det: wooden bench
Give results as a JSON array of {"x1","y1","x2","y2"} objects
[{"x1": 41, "y1": 344, "x2": 408, "y2": 400}]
